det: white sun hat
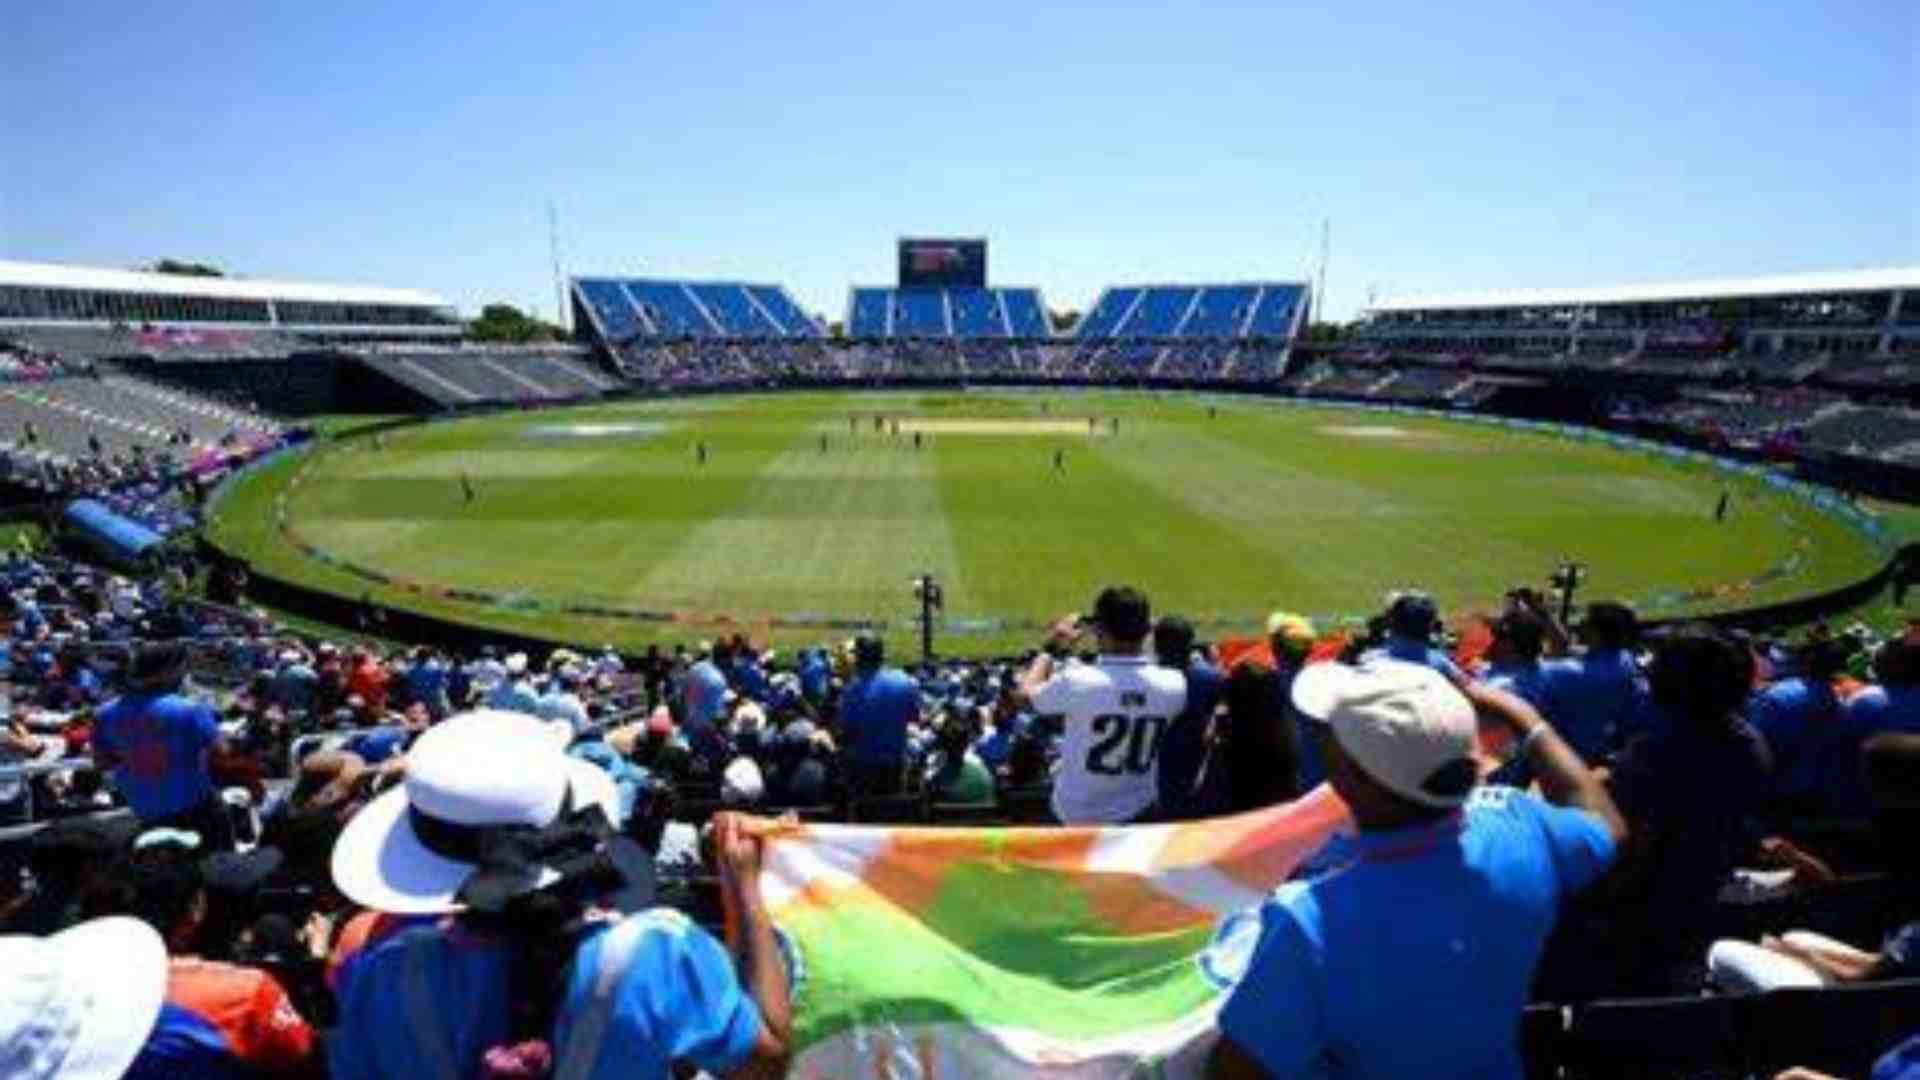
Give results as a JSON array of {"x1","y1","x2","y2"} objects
[
  {"x1": 0, "y1": 916, "x2": 168, "y2": 1080},
  {"x1": 1290, "y1": 659, "x2": 1478, "y2": 808},
  {"x1": 330, "y1": 709, "x2": 619, "y2": 915}
]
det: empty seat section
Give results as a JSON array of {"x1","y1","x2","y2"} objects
[
  {"x1": 1247, "y1": 284, "x2": 1307, "y2": 337},
  {"x1": 1120, "y1": 287, "x2": 1198, "y2": 337},
  {"x1": 893, "y1": 289, "x2": 948, "y2": 337},
  {"x1": 849, "y1": 289, "x2": 892, "y2": 337},
  {"x1": 1181, "y1": 286, "x2": 1258, "y2": 338},
  {"x1": 1002, "y1": 289, "x2": 1049, "y2": 337},
  {"x1": 748, "y1": 286, "x2": 817, "y2": 337},
  {"x1": 626, "y1": 281, "x2": 718, "y2": 337},
  {"x1": 1075, "y1": 288, "x2": 1142, "y2": 338},
  {"x1": 575, "y1": 280, "x2": 643, "y2": 340},
  {"x1": 949, "y1": 289, "x2": 1004, "y2": 337},
  {"x1": 687, "y1": 284, "x2": 777, "y2": 337}
]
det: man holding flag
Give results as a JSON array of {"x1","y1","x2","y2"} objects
[{"x1": 1209, "y1": 662, "x2": 1626, "y2": 1079}]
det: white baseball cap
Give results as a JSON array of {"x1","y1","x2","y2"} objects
[
  {"x1": 0, "y1": 916, "x2": 168, "y2": 1080},
  {"x1": 1290, "y1": 659, "x2": 1478, "y2": 808},
  {"x1": 721, "y1": 756, "x2": 765, "y2": 806},
  {"x1": 330, "y1": 709, "x2": 617, "y2": 914}
]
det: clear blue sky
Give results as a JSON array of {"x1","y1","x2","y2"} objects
[{"x1": 2, "y1": 0, "x2": 1913, "y2": 323}]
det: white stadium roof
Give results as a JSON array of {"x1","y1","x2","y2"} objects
[
  {"x1": 0, "y1": 258, "x2": 450, "y2": 309},
  {"x1": 1369, "y1": 267, "x2": 1920, "y2": 314}
]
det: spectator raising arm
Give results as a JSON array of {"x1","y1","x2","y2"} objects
[
  {"x1": 1014, "y1": 614, "x2": 1081, "y2": 706},
  {"x1": 713, "y1": 812, "x2": 792, "y2": 1080},
  {"x1": 1457, "y1": 675, "x2": 1629, "y2": 847}
]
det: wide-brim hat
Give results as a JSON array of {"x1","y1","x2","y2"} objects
[
  {"x1": 330, "y1": 710, "x2": 619, "y2": 915},
  {"x1": 0, "y1": 916, "x2": 168, "y2": 1080}
]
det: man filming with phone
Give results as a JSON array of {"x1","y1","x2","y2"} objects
[{"x1": 1015, "y1": 586, "x2": 1186, "y2": 825}]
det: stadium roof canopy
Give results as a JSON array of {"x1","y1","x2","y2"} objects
[
  {"x1": 1370, "y1": 267, "x2": 1920, "y2": 314},
  {"x1": 0, "y1": 258, "x2": 450, "y2": 309}
]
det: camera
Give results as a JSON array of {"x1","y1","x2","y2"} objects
[{"x1": 1549, "y1": 561, "x2": 1586, "y2": 592}]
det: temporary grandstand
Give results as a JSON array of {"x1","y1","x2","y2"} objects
[
  {"x1": 1073, "y1": 282, "x2": 1310, "y2": 341},
  {"x1": 845, "y1": 285, "x2": 1051, "y2": 339},
  {"x1": 570, "y1": 278, "x2": 821, "y2": 342},
  {"x1": 1355, "y1": 267, "x2": 1920, "y2": 365},
  {"x1": 0, "y1": 259, "x2": 462, "y2": 356}
]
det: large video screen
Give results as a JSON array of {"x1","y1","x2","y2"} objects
[{"x1": 898, "y1": 238, "x2": 987, "y2": 288}]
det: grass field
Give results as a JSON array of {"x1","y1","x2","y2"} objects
[{"x1": 207, "y1": 391, "x2": 1899, "y2": 654}]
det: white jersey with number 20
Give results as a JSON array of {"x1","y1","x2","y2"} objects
[{"x1": 1032, "y1": 655, "x2": 1187, "y2": 825}]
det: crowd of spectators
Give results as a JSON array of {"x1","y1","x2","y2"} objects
[
  {"x1": 613, "y1": 340, "x2": 1298, "y2": 389},
  {"x1": 0, "y1": 534, "x2": 1915, "y2": 1075}
]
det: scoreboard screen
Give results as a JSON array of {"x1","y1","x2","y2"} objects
[{"x1": 898, "y1": 238, "x2": 987, "y2": 288}]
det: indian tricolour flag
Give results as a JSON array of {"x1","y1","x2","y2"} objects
[{"x1": 746, "y1": 787, "x2": 1352, "y2": 1078}]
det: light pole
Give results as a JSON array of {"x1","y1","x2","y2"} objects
[
  {"x1": 911, "y1": 573, "x2": 943, "y2": 665},
  {"x1": 1550, "y1": 559, "x2": 1587, "y2": 626}
]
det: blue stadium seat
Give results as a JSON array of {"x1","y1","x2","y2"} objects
[
  {"x1": 1247, "y1": 284, "x2": 1308, "y2": 337},
  {"x1": 893, "y1": 289, "x2": 949, "y2": 337},
  {"x1": 1121, "y1": 287, "x2": 1200, "y2": 337},
  {"x1": 1076, "y1": 287, "x2": 1143, "y2": 338},
  {"x1": 747, "y1": 286, "x2": 818, "y2": 337},
  {"x1": 687, "y1": 284, "x2": 778, "y2": 337},
  {"x1": 1075, "y1": 282, "x2": 1310, "y2": 342},
  {"x1": 575, "y1": 279, "x2": 644, "y2": 341},
  {"x1": 850, "y1": 288, "x2": 892, "y2": 337},
  {"x1": 1180, "y1": 285, "x2": 1259, "y2": 338},
  {"x1": 845, "y1": 287, "x2": 1055, "y2": 340},
  {"x1": 626, "y1": 281, "x2": 721, "y2": 338},
  {"x1": 1001, "y1": 288, "x2": 1049, "y2": 337},
  {"x1": 574, "y1": 278, "x2": 816, "y2": 344},
  {"x1": 949, "y1": 288, "x2": 1004, "y2": 337}
]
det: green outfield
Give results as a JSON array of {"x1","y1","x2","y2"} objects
[{"x1": 206, "y1": 391, "x2": 1894, "y2": 654}]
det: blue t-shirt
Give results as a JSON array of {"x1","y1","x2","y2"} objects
[
  {"x1": 405, "y1": 661, "x2": 447, "y2": 705},
  {"x1": 683, "y1": 661, "x2": 730, "y2": 728},
  {"x1": 539, "y1": 690, "x2": 590, "y2": 734},
  {"x1": 1875, "y1": 1034, "x2": 1920, "y2": 1080},
  {"x1": 552, "y1": 910, "x2": 762, "y2": 1080},
  {"x1": 1218, "y1": 787, "x2": 1615, "y2": 1079},
  {"x1": 1483, "y1": 659, "x2": 1554, "y2": 713},
  {"x1": 487, "y1": 678, "x2": 543, "y2": 716},
  {"x1": 1362, "y1": 636, "x2": 1463, "y2": 681},
  {"x1": 839, "y1": 667, "x2": 920, "y2": 766},
  {"x1": 798, "y1": 653, "x2": 831, "y2": 703},
  {"x1": 342, "y1": 727, "x2": 409, "y2": 766},
  {"x1": 1538, "y1": 648, "x2": 1646, "y2": 762},
  {"x1": 732, "y1": 658, "x2": 770, "y2": 704},
  {"x1": 1159, "y1": 660, "x2": 1224, "y2": 817},
  {"x1": 1744, "y1": 677, "x2": 1839, "y2": 803},
  {"x1": 1823, "y1": 684, "x2": 1920, "y2": 815},
  {"x1": 1844, "y1": 684, "x2": 1920, "y2": 738},
  {"x1": 329, "y1": 924, "x2": 514, "y2": 1080},
  {"x1": 92, "y1": 691, "x2": 219, "y2": 819}
]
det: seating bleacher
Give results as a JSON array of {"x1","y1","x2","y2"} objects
[
  {"x1": 355, "y1": 347, "x2": 614, "y2": 409},
  {"x1": 1122, "y1": 287, "x2": 1198, "y2": 337},
  {"x1": 846, "y1": 287, "x2": 1051, "y2": 339},
  {"x1": 573, "y1": 278, "x2": 817, "y2": 341},
  {"x1": 1740, "y1": 980, "x2": 1920, "y2": 1078},
  {"x1": 1820, "y1": 352, "x2": 1918, "y2": 391},
  {"x1": 1621, "y1": 351, "x2": 1735, "y2": 378},
  {"x1": 1803, "y1": 405, "x2": 1920, "y2": 460},
  {"x1": 1074, "y1": 283, "x2": 1307, "y2": 340},
  {"x1": 0, "y1": 372, "x2": 284, "y2": 467},
  {"x1": 1558, "y1": 995, "x2": 1743, "y2": 1080}
]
